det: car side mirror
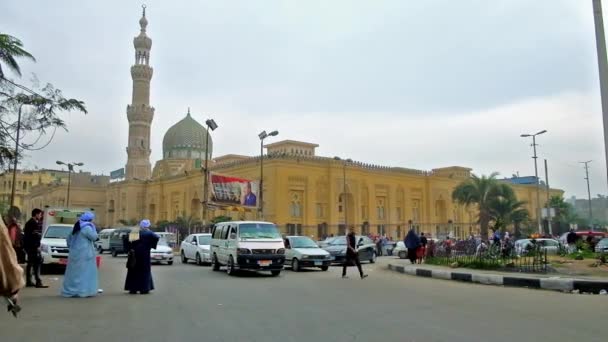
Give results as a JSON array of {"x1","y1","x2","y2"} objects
[
  {"x1": 230, "y1": 233, "x2": 237, "y2": 240},
  {"x1": 191, "y1": 241, "x2": 197, "y2": 245}
]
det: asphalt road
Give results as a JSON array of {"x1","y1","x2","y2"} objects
[{"x1": 1, "y1": 255, "x2": 605, "y2": 342}]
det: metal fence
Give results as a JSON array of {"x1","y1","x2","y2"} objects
[{"x1": 426, "y1": 240, "x2": 548, "y2": 273}]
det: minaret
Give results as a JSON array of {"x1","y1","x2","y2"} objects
[{"x1": 125, "y1": 5, "x2": 154, "y2": 180}]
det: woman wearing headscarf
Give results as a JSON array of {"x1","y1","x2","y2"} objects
[
  {"x1": 404, "y1": 229, "x2": 421, "y2": 264},
  {"x1": 61, "y1": 211, "x2": 98, "y2": 298},
  {"x1": 124, "y1": 219, "x2": 159, "y2": 295}
]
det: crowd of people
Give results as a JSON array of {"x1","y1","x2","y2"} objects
[{"x1": 1, "y1": 208, "x2": 162, "y2": 316}]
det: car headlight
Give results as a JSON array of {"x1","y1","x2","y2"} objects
[
  {"x1": 338, "y1": 249, "x2": 346, "y2": 255},
  {"x1": 166, "y1": 251, "x2": 173, "y2": 255},
  {"x1": 41, "y1": 244, "x2": 51, "y2": 254},
  {"x1": 326, "y1": 254, "x2": 332, "y2": 259},
  {"x1": 237, "y1": 248, "x2": 251, "y2": 255},
  {"x1": 276, "y1": 248, "x2": 285, "y2": 255},
  {"x1": 302, "y1": 255, "x2": 309, "y2": 259}
]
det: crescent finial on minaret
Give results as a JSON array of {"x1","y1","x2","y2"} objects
[{"x1": 142, "y1": 4, "x2": 147, "y2": 17}]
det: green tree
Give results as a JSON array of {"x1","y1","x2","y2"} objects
[
  {"x1": 118, "y1": 219, "x2": 138, "y2": 226},
  {"x1": 488, "y1": 193, "x2": 529, "y2": 235},
  {"x1": 175, "y1": 213, "x2": 202, "y2": 236},
  {"x1": 548, "y1": 195, "x2": 577, "y2": 234},
  {"x1": 0, "y1": 33, "x2": 35, "y2": 78},
  {"x1": 452, "y1": 172, "x2": 515, "y2": 240},
  {"x1": 211, "y1": 215, "x2": 232, "y2": 224}
]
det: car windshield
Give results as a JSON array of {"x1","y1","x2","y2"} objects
[
  {"x1": 44, "y1": 226, "x2": 73, "y2": 239},
  {"x1": 290, "y1": 236, "x2": 318, "y2": 248},
  {"x1": 329, "y1": 236, "x2": 347, "y2": 245},
  {"x1": 197, "y1": 236, "x2": 211, "y2": 245},
  {"x1": 598, "y1": 239, "x2": 608, "y2": 246},
  {"x1": 158, "y1": 238, "x2": 169, "y2": 246},
  {"x1": 239, "y1": 223, "x2": 282, "y2": 239}
]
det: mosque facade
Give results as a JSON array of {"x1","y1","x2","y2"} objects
[{"x1": 25, "y1": 9, "x2": 563, "y2": 239}]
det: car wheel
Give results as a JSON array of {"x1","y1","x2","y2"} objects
[
  {"x1": 111, "y1": 249, "x2": 117, "y2": 258},
  {"x1": 320, "y1": 266, "x2": 329, "y2": 271},
  {"x1": 196, "y1": 253, "x2": 202, "y2": 266},
  {"x1": 398, "y1": 251, "x2": 407, "y2": 259},
  {"x1": 181, "y1": 251, "x2": 188, "y2": 264},
  {"x1": 292, "y1": 258, "x2": 300, "y2": 272},
  {"x1": 370, "y1": 251, "x2": 376, "y2": 263},
  {"x1": 212, "y1": 254, "x2": 220, "y2": 271},
  {"x1": 227, "y1": 256, "x2": 235, "y2": 276},
  {"x1": 167, "y1": 261, "x2": 173, "y2": 265},
  {"x1": 97, "y1": 246, "x2": 103, "y2": 254},
  {"x1": 271, "y1": 270, "x2": 281, "y2": 277}
]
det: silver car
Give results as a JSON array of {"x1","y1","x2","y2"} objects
[
  {"x1": 595, "y1": 238, "x2": 608, "y2": 253},
  {"x1": 514, "y1": 238, "x2": 560, "y2": 255}
]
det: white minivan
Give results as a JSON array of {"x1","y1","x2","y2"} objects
[
  {"x1": 210, "y1": 221, "x2": 285, "y2": 276},
  {"x1": 95, "y1": 228, "x2": 115, "y2": 254}
]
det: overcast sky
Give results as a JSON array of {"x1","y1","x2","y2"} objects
[{"x1": 1, "y1": 0, "x2": 607, "y2": 198}]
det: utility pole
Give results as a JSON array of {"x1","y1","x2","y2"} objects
[
  {"x1": 581, "y1": 160, "x2": 594, "y2": 228},
  {"x1": 544, "y1": 159, "x2": 552, "y2": 235},
  {"x1": 521, "y1": 130, "x2": 547, "y2": 234},
  {"x1": 592, "y1": 0, "x2": 608, "y2": 191}
]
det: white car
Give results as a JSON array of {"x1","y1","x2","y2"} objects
[
  {"x1": 180, "y1": 233, "x2": 212, "y2": 265},
  {"x1": 284, "y1": 236, "x2": 332, "y2": 272},
  {"x1": 150, "y1": 238, "x2": 174, "y2": 265},
  {"x1": 95, "y1": 228, "x2": 115, "y2": 254},
  {"x1": 40, "y1": 224, "x2": 72, "y2": 266},
  {"x1": 393, "y1": 241, "x2": 407, "y2": 259},
  {"x1": 515, "y1": 238, "x2": 561, "y2": 256}
]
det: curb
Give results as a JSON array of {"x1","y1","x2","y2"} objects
[{"x1": 387, "y1": 263, "x2": 608, "y2": 294}]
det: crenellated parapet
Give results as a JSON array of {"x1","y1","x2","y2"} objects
[{"x1": 212, "y1": 153, "x2": 434, "y2": 177}]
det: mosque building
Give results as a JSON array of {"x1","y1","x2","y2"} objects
[{"x1": 25, "y1": 8, "x2": 563, "y2": 239}]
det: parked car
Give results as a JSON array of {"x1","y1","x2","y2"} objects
[
  {"x1": 322, "y1": 235, "x2": 376, "y2": 264},
  {"x1": 157, "y1": 232, "x2": 177, "y2": 248},
  {"x1": 40, "y1": 224, "x2": 72, "y2": 267},
  {"x1": 514, "y1": 238, "x2": 561, "y2": 256},
  {"x1": 284, "y1": 236, "x2": 332, "y2": 271},
  {"x1": 180, "y1": 233, "x2": 212, "y2": 265},
  {"x1": 151, "y1": 238, "x2": 174, "y2": 265},
  {"x1": 317, "y1": 236, "x2": 338, "y2": 248},
  {"x1": 595, "y1": 238, "x2": 608, "y2": 253},
  {"x1": 95, "y1": 228, "x2": 116, "y2": 254},
  {"x1": 210, "y1": 221, "x2": 285, "y2": 276},
  {"x1": 393, "y1": 241, "x2": 407, "y2": 259},
  {"x1": 110, "y1": 228, "x2": 132, "y2": 257}
]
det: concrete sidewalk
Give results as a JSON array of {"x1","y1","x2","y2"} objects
[{"x1": 383, "y1": 257, "x2": 608, "y2": 294}]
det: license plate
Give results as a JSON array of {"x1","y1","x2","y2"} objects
[
  {"x1": 314, "y1": 261, "x2": 322, "y2": 266},
  {"x1": 154, "y1": 256, "x2": 163, "y2": 260},
  {"x1": 258, "y1": 260, "x2": 271, "y2": 267}
]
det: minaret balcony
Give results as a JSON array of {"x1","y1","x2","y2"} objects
[
  {"x1": 127, "y1": 104, "x2": 155, "y2": 122},
  {"x1": 131, "y1": 64, "x2": 153, "y2": 80}
]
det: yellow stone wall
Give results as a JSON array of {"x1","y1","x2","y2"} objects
[{"x1": 0, "y1": 169, "x2": 69, "y2": 214}]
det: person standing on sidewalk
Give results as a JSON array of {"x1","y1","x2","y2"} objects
[
  {"x1": 417, "y1": 233, "x2": 428, "y2": 264},
  {"x1": 1, "y1": 218, "x2": 25, "y2": 306},
  {"x1": 342, "y1": 228, "x2": 368, "y2": 279},
  {"x1": 22, "y1": 208, "x2": 47, "y2": 288},
  {"x1": 404, "y1": 228, "x2": 420, "y2": 264}
]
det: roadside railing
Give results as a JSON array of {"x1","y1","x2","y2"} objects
[{"x1": 425, "y1": 240, "x2": 548, "y2": 273}]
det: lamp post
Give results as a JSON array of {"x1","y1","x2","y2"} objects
[
  {"x1": 56, "y1": 161, "x2": 84, "y2": 209},
  {"x1": 592, "y1": 0, "x2": 608, "y2": 192},
  {"x1": 334, "y1": 157, "x2": 353, "y2": 234},
  {"x1": 202, "y1": 119, "x2": 218, "y2": 228},
  {"x1": 258, "y1": 130, "x2": 279, "y2": 220},
  {"x1": 521, "y1": 130, "x2": 547, "y2": 234},
  {"x1": 580, "y1": 160, "x2": 593, "y2": 228}
]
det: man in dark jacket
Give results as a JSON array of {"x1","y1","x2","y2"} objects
[
  {"x1": 342, "y1": 228, "x2": 368, "y2": 279},
  {"x1": 566, "y1": 229, "x2": 578, "y2": 253},
  {"x1": 23, "y1": 208, "x2": 47, "y2": 288}
]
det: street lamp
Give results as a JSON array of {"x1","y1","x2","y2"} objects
[
  {"x1": 520, "y1": 129, "x2": 547, "y2": 234},
  {"x1": 334, "y1": 157, "x2": 353, "y2": 234},
  {"x1": 202, "y1": 118, "x2": 218, "y2": 228},
  {"x1": 258, "y1": 130, "x2": 279, "y2": 220},
  {"x1": 56, "y1": 161, "x2": 84, "y2": 209}
]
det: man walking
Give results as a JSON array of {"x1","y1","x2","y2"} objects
[
  {"x1": 342, "y1": 228, "x2": 368, "y2": 279},
  {"x1": 23, "y1": 208, "x2": 47, "y2": 288}
]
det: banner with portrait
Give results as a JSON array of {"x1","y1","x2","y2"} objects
[{"x1": 208, "y1": 173, "x2": 260, "y2": 209}]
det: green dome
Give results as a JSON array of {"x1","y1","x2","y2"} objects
[{"x1": 162, "y1": 112, "x2": 212, "y2": 160}]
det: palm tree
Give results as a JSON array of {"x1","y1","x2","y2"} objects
[
  {"x1": 452, "y1": 173, "x2": 514, "y2": 240},
  {"x1": 0, "y1": 33, "x2": 35, "y2": 78},
  {"x1": 488, "y1": 194, "x2": 528, "y2": 234}
]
